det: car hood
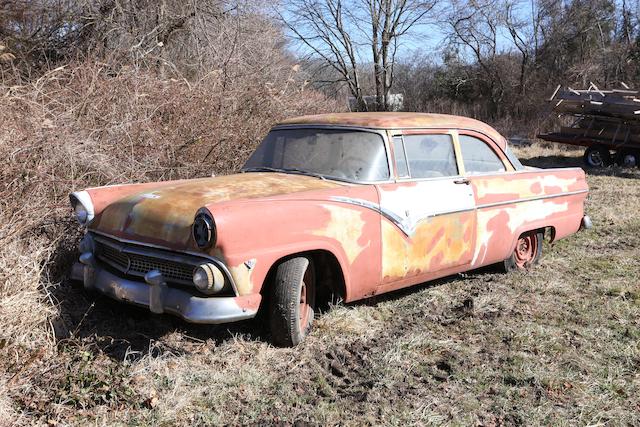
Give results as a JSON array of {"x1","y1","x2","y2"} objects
[{"x1": 90, "y1": 172, "x2": 342, "y2": 248}]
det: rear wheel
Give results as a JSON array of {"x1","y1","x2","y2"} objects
[
  {"x1": 583, "y1": 145, "x2": 612, "y2": 168},
  {"x1": 269, "y1": 257, "x2": 316, "y2": 347},
  {"x1": 501, "y1": 231, "x2": 543, "y2": 272},
  {"x1": 615, "y1": 149, "x2": 639, "y2": 168}
]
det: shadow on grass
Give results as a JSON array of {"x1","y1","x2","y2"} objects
[
  {"x1": 45, "y1": 235, "x2": 267, "y2": 362},
  {"x1": 348, "y1": 264, "x2": 499, "y2": 309},
  {"x1": 45, "y1": 230, "x2": 504, "y2": 361},
  {"x1": 522, "y1": 156, "x2": 640, "y2": 179}
]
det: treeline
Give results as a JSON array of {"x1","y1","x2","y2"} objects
[
  {"x1": 290, "y1": 0, "x2": 640, "y2": 136},
  {"x1": 2, "y1": 0, "x2": 638, "y2": 135},
  {"x1": 394, "y1": 0, "x2": 640, "y2": 135}
]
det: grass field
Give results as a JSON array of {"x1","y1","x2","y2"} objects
[{"x1": 4, "y1": 145, "x2": 639, "y2": 426}]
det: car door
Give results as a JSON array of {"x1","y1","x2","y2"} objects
[
  {"x1": 456, "y1": 131, "x2": 519, "y2": 268},
  {"x1": 377, "y1": 130, "x2": 477, "y2": 285}
]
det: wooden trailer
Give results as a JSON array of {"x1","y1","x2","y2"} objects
[{"x1": 538, "y1": 84, "x2": 640, "y2": 168}]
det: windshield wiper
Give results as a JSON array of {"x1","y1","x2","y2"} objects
[
  {"x1": 242, "y1": 166, "x2": 283, "y2": 173},
  {"x1": 242, "y1": 166, "x2": 326, "y2": 180},
  {"x1": 280, "y1": 167, "x2": 327, "y2": 180}
]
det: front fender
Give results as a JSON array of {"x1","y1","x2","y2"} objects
[{"x1": 206, "y1": 190, "x2": 381, "y2": 302}]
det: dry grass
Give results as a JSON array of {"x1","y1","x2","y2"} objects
[
  {"x1": 1, "y1": 106, "x2": 639, "y2": 426},
  {"x1": 0, "y1": 61, "x2": 339, "y2": 424}
]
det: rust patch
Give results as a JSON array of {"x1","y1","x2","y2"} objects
[
  {"x1": 312, "y1": 204, "x2": 368, "y2": 264},
  {"x1": 91, "y1": 173, "x2": 342, "y2": 247},
  {"x1": 381, "y1": 211, "x2": 475, "y2": 282},
  {"x1": 279, "y1": 112, "x2": 507, "y2": 150}
]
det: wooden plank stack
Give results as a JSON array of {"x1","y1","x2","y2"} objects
[{"x1": 538, "y1": 83, "x2": 640, "y2": 149}]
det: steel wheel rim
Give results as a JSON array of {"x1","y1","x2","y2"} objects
[
  {"x1": 298, "y1": 266, "x2": 313, "y2": 334},
  {"x1": 514, "y1": 233, "x2": 538, "y2": 268},
  {"x1": 588, "y1": 151, "x2": 603, "y2": 167},
  {"x1": 623, "y1": 154, "x2": 637, "y2": 167}
]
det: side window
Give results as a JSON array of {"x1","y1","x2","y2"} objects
[
  {"x1": 403, "y1": 134, "x2": 458, "y2": 178},
  {"x1": 504, "y1": 143, "x2": 525, "y2": 170},
  {"x1": 459, "y1": 135, "x2": 506, "y2": 174},
  {"x1": 392, "y1": 136, "x2": 410, "y2": 178}
]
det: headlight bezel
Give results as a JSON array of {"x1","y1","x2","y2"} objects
[
  {"x1": 70, "y1": 191, "x2": 95, "y2": 226},
  {"x1": 193, "y1": 262, "x2": 225, "y2": 295},
  {"x1": 192, "y1": 208, "x2": 216, "y2": 249}
]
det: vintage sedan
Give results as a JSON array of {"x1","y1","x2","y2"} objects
[{"x1": 70, "y1": 113, "x2": 591, "y2": 346}]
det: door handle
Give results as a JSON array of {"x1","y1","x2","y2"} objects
[{"x1": 454, "y1": 178, "x2": 470, "y2": 185}]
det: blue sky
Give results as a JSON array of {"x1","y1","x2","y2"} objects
[{"x1": 277, "y1": 0, "x2": 535, "y2": 66}]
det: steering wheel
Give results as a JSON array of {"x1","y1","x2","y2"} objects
[{"x1": 338, "y1": 156, "x2": 367, "y2": 179}]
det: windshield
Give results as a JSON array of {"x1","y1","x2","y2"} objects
[{"x1": 242, "y1": 128, "x2": 390, "y2": 182}]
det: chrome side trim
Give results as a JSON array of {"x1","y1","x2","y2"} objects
[
  {"x1": 89, "y1": 230, "x2": 239, "y2": 296},
  {"x1": 330, "y1": 196, "x2": 411, "y2": 235},
  {"x1": 476, "y1": 189, "x2": 588, "y2": 210},
  {"x1": 330, "y1": 196, "x2": 474, "y2": 237},
  {"x1": 330, "y1": 189, "x2": 588, "y2": 236}
]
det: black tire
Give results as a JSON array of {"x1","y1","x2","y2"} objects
[
  {"x1": 615, "y1": 149, "x2": 639, "y2": 168},
  {"x1": 583, "y1": 145, "x2": 612, "y2": 168},
  {"x1": 269, "y1": 257, "x2": 316, "y2": 347},
  {"x1": 500, "y1": 231, "x2": 543, "y2": 273}
]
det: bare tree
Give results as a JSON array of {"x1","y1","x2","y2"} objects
[
  {"x1": 446, "y1": 0, "x2": 506, "y2": 115},
  {"x1": 281, "y1": 0, "x2": 437, "y2": 111}
]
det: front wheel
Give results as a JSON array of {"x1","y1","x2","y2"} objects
[
  {"x1": 501, "y1": 231, "x2": 543, "y2": 272},
  {"x1": 269, "y1": 257, "x2": 316, "y2": 347}
]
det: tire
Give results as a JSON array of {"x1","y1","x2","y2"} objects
[
  {"x1": 501, "y1": 231, "x2": 543, "y2": 272},
  {"x1": 615, "y1": 149, "x2": 639, "y2": 168},
  {"x1": 583, "y1": 145, "x2": 612, "y2": 168},
  {"x1": 269, "y1": 257, "x2": 316, "y2": 347}
]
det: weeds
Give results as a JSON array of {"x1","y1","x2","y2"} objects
[{"x1": 0, "y1": 98, "x2": 638, "y2": 425}]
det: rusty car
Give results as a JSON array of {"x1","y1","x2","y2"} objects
[{"x1": 70, "y1": 113, "x2": 591, "y2": 346}]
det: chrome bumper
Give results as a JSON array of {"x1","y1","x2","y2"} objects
[{"x1": 72, "y1": 253, "x2": 258, "y2": 324}]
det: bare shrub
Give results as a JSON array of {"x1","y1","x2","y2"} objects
[{"x1": 0, "y1": 59, "x2": 339, "y2": 417}]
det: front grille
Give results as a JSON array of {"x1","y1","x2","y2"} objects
[{"x1": 94, "y1": 235, "x2": 199, "y2": 286}]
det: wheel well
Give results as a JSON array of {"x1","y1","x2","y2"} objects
[
  {"x1": 544, "y1": 226, "x2": 556, "y2": 242},
  {"x1": 518, "y1": 227, "x2": 552, "y2": 240},
  {"x1": 259, "y1": 250, "x2": 347, "y2": 310}
]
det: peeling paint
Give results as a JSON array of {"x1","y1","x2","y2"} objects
[{"x1": 312, "y1": 204, "x2": 368, "y2": 264}]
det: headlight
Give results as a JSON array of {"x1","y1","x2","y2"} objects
[
  {"x1": 193, "y1": 263, "x2": 225, "y2": 294},
  {"x1": 70, "y1": 191, "x2": 95, "y2": 226},
  {"x1": 75, "y1": 203, "x2": 88, "y2": 224},
  {"x1": 192, "y1": 209, "x2": 216, "y2": 249}
]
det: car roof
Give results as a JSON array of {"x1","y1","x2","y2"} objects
[{"x1": 278, "y1": 112, "x2": 507, "y2": 150}]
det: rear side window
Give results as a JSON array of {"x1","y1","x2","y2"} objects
[
  {"x1": 459, "y1": 135, "x2": 506, "y2": 174},
  {"x1": 403, "y1": 134, "x2": 458, "y2": 178}
]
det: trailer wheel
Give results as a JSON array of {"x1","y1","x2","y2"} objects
[
  {"x1": 615, "y1": 150, "x2": 639, "y2": 168},
  {"x1": 583, "y1": 145, "x2": 612, "y2": 168}
]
